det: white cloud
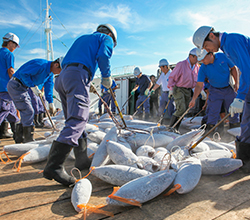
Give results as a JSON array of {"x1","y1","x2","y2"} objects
[{"x1": 29, "y1": 48, "x2": 45, "y2": 55}]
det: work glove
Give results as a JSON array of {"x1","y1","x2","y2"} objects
[
  {"x1": 229, "y1": 98, "x2": 245, "y2": 117},
  {"x1": 101, "y1": 76, "x2": 112, "y2": 89},
  {"x1": 168, "y1": 90, "x2": 173, "y2": 98},
  {"x1": 131, "y1": 89, "x2": 136, "y2": 96},
  {"x1": 144, "y1": 88, "x2": 150, "y2": 96},
  {"x1": 150, "y1": 89, "x2": 155, "y2": 95},
  {"x1": 31, "y1": 86, "x2": 42, "y2": 97},
  {"x1": 49, "y1": 103, "x2": 56, "y2": 115},
  {"x1": 200, "y1": 90, "x2": 207, "y2": 100},
  {"x1": 89, "y1": 84, "x2": 96, "y2": 93}
]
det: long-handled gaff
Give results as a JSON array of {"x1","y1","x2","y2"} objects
[
  {"x1": 121, "y1": 94, "x2": 132, "y2": 112},
  {"x1": 52, "y1": 95, "x2": 61, "y2": 103},
  {"x1": 189, "y1": 109, "x2": 204, "y2": 123},
  {"x1": 157, "y1": 96, "x2": 172, "y2": 126},
  {"x1": 168, "y1": 107, "x2": 191, "y2": 131},
  {"x1": 188, "y1": 113, "x2": 231, "y2": 153},
  {"x1": 90, "y1": 83, "x2": 122, "y2": 128},
  {"x1": 109, "y1": 88, "x2": 127, "y2": 128},
  {"x1": 39, "y1": 94, "x2": 57, "y2": 130},
  {"x1": 132, "y1": 95, "x2": 151, "y2": 117}
]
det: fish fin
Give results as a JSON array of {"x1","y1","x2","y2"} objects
[{"x1": 164, "y1": 184, "x2": 181, "y2": 196}]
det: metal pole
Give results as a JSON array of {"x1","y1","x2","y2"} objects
[
  {"x1": 39, "y1": 94, "x2": 57, "y2": 130},
  {"x1": 121, "y1": 94, "x2": 132, "y2": 111},
  {"x1": 189, "y1": 109, "x2": 204, "y2": 123},
  {"x1": 189, "y1": 113, "x2": 231, "y2": 152},
  {"x1": 169, "y1": 107, "x2": 191, "y2": 130},
  {"x1": 132, "y1": 95, "x2": 151, "y2": 117},
  {"x1": 157, "y1": 97, "x2": 172, "y2": 126},
  {"x1": 109, "y1": 88, "x2": 127, "y2": 128}
]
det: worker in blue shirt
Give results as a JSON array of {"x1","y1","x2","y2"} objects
[
  {"x1": 43, "y1": 24, "x2": 117, "y2": 186},
  {"x1": 0, "y1": 33, "x2": 20, "y2": 139},
  {"x1": 189, "y1": 50, "x2": 239, "y2": 136},
  {"x1": 193, "y1": 26, "x2": 250, "y2": 172},
  {"x1": 7, "y1": 58, "x2": 61, "y2": 143},
  {"x1": 131, "y1": 67, "x2": 153, "y2": 120}
]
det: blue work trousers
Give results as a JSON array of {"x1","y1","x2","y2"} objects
[
  {"x1": 238, "y1": 87, "x2": 250, "y2": 144},
  {"x1": 103, "y1": 92, "x2": 116, "y2": 113},
  {"x1": 158, "y1": 92, "x2": 175, "y2": 117},
  {"x1": 7, "y1": 79, "x2": 34, "y2": 126},
  {"x1": 55, "y1": 64, "x2": 90, "y2": 146},
  {"x1": 0, "y1": 92, "x2": 19, "y2": 124},
  {"x1": 207, "y1": 86, "x2": 238, "y2": 125},
  {"x1": 136, "y1": 94, "x2": 150, "y2": 114}
]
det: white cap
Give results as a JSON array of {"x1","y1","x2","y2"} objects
[
  {"x1": 134, "y1": 67, "x2": 141, "y2": 76},
  {"x1": 97, "y1": 24, "x2": 117, "y2": 47},
  {"x1": 196, "y1": 49, "x2": 208, "y2": 61},
  {"x1": 158, "y1": 59, "x2": 169, "y2": 67},
  {"x1": 189, "y1": 48, "x2": 199, "y2": 56},
  {"x1": 3, "y1": 32, "x2": 20, "y2": 47},
  {"x1": 193, "y1": 26, "x2": 214, "y2": 49}
]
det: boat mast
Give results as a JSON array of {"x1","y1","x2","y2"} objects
[{"x1": 45, "y1": 0, "x2": 54, "y2": 61}]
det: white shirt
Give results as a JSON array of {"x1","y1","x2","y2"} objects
[{"x1": 156, "y1": 69, "x2": 172, "y2": 91}]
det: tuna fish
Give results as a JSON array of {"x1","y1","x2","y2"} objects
[
  {"x1": 137, "y1": 156, "x2": 160, "y2": 172},
  {"x1": 106, "y1": 169, "x2": 176, "y2": 207},
  {"x1": 136, "y1": 145, "x2": 156, "y2": 158},
  {"x1": 91, "y1": 126, "x2": 117, "y2": 167},
  {"x1": 192, "y1": 149, "x2": 233, "y2": 159},
  {"x1": 201, "y1": 158, "x2": 242, "y2": 175},
  {"x1": 87, "y1": 130, "x2": 106, "y2": 144},
  {"x1": 91, "y1": 164, "x2": 151, "y2": 186},
  {"x1": 107, "y1": 140, "x2": 138, "y2": 168}
]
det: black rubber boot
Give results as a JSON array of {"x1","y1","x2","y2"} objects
[
  {"x1": 43, "y1": 140, "x2": 76, "y2": 186},
  {"x1": 235, "y1": 139, "x2": 250, "y2": 173},
  {"x1": 15, "y1": 123, "x2": 24, "y2": 143},
  {"x1": 161, "y1": 118, "x2": 168, "y2": 126},
  {"x1": 203, "y1": 124, "x2": 215, "y2": 138},
  {"x1": 23, "y1": 125, "x2": 34, "y2": 143},
  {"x1": 74, "y1": 138, "x2": 91, "y2": 171},
  {"x1": 216, "y1": 122, "x2": 224, "y2": 136},
  {"x1": 10, "y1": 122, "x2": 16, "y2": 141},
  {"x1": 0, "y1": 121, "x2": 12, "y2": 139},
  {"x1": 38, "y1": 113, "x2": 44, "y2": 127},
  {"x1": 229, "y1": 122, "x2": 240, "y2": 129},
  {"x1": 34, "y1": 114, "x2": 43, "y2": 128},
  {"x1": 169, "y1": 115, "x2": 180, "y2": 134},
  {"x1": 144, "y1": 113, "x2": 150, "y2": 121}
]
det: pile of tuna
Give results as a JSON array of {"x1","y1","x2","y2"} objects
[{"x1": 1, "y1": 111, "x2": 242, "y2": 217}]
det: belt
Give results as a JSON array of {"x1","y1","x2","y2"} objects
[
  {"x1": 163, "y1": 91, "x2": 169, "y2": 93},
  {"x1": 66, "y1": 63, "x2": 90, "y2": 73},
  {"x1": 13, "y1": 77, "x2": 28, "y2": 88}
]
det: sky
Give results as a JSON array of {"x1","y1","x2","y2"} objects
[{"x1": 1, "y1": 0, "x2": 250, "y2": 77}]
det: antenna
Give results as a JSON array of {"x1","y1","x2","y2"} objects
[{"x1": 45, "y1": 0, "x2": 54, "y2": 60}]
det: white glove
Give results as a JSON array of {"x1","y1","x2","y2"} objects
[
  {"x1": 31, "y1": 86, "x2": 42, "y2": 96},
  {"x1": 229, "y1": 98, "x2": 245, "y2": 117},
  {"x1": 89, "y1": 84, "x2": 96, "y2": 93},
  {"x1": 49, "y1": 103, "x2": 56, "y2": 115},
  {"x1": 168, "y1": 90, "x2": 173, "y2": 98},
  {"x1": 200, "y1": 90, "x2": 207, "y2": 100},
  {"x1": 101, "y1": 77, "x2": 112, "y2": 89}
]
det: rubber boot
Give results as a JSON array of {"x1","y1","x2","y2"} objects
[
  {"x1": 229, "y1": 122, "x2": 240, "y2": 129},
  {"x1": 34, "y1": 114, "x2": 43, "y2": 128},
  {"x1": 216, "y1": 122, "x2": 224, "y2": 137},
  {"x1": 38, "y1": 113, "x2": 44, "y2": 127},
  {"x1": 235, "y1": 139, "x2": 250, "y2": 173},
  {"x1": 43, "y1": 140, "x2": 76, "y2": 186},
  {"x1": 174, "y1": 118, "x2": 183, "y2": 133},
  {"x1": 203, "y1": 124, "x2": 215, "y2": 138},
  {"x1": 169, "y1": 115, "x2": 180, "y2": 133},
  {"x1": 74, "y1": 138, "x2": 91, "y2": 171},
  {"x1": 161, "y1": 118, "x2": 168, "y2": 126},
  {"x1": 15, "y1": 123, "x2": 24, "y2": 143},
  {"x1": 0, "y1": 121, "x2": 12, "y2": 139},
  {"x1": 10, "y1": 122, "x2": 16, "y2": 141},
  {"x1": 144, "y1": 113, "x2": 150, "y2": 121},
  {"x1": 23, "y1": 125, "x2": 34, "y2": 143}
]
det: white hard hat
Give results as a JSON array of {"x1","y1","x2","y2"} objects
[
  {"x1": 189, "y1": 48, "x2": 199, "y2": 56},
  {"x1": 3, "y1": 32, "x2": 20, "y2": 47},
  {"x1": 55, "y1": 56, "x2": 64, "y2": 68},
  {"x1": 97, "y1": 24, "x2": 117, "y2": 47},
  {"x1": 159, "y1": 59, "x2": 169, "y2": 67},
  {"x1": 193, "y1": 26, "x2": 214, "y2": 49},
  {"x1": 196, "y1": 49, "x2": 208, "y2": 61},
  {"x1": 134, "y1": 67, "x2": 141, "y2": 76}
]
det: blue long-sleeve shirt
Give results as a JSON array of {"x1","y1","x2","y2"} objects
[
  {"x1": 62, "y1": 31, "x2": 114, "y2": 80},
  {"x1": 14, "y1": 59, "x2": 54, "y2": 103},
  {"x1": 0, "y1": 47, "x2": 15, "y2": 92},
  {"x1": 220, "y1": 32, "x2": 250, "y2": 100}
]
